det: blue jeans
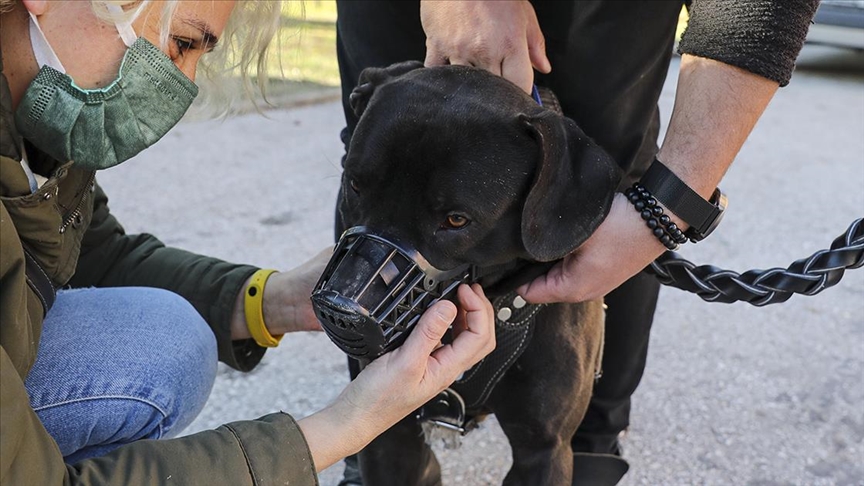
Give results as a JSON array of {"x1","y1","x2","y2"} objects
[{"x1": 24, "y1": 287, "x2": 218, "y2": 464}]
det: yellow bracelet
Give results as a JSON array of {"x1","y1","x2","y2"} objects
[{"x1": 244, "y1": 269, "x2": 283, "y2": 348}]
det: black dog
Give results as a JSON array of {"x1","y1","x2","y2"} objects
[{"x1": 336, "y1": 61, "x2": 622, "y2": 486}]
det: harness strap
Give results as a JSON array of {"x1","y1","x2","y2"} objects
[
  {"x1": 22, "y1": 246, "x2": 56, "y2": 316},
  {"x1": 417, "y1": 297, "x2": 608, "y2": 447},
  {"x1": 416, "y1": 292, "x2": 542, "y2": 445},
  {"x1": 452, "y1": 292, "x2": 542, "y2": 409}
]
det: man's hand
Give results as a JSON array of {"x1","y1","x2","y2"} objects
[
  {"x1": 518, "y1": 55, "x2": 779, "y2": 304},
  {"x1": 299, "y1": 283, "x2": 495, "y2": 471},
  {"x1": 421, "y1": 0, "x2": 551, "y2": 94},
  {"x1": 518, "y1": 193, "x2": 668, "y2": 303}
]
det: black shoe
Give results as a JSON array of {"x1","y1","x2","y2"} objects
[
  {"x1": 572, "y1": 439, "x2": 629, "y2": 486},
  {"x1": 572, "y1": 452, "x2": 629, "y2": 486}
]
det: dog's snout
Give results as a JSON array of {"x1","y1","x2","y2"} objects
[{"x1": 311, "y1": 290, "x2": 386, "y2": 358}]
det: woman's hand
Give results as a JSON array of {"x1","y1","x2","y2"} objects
[
  {"x1": 230, "y1": 247, "x2": 333, "y2": 341},
  {"x1": 420, "y1": 0, "x2": 551, "y2": 94},
  {"x1": 261, "y1": 248, "x2": 334, "y2": 334},
  {"x1": 345, "y1": 284, "x2": 495, "y2": 417},
  {"x1": 299, "y1": 283, "x2": 495, "y2": 471}
]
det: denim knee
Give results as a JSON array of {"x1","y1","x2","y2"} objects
[
  {"x1": 25, "y1": 287, "x2": 218, "y2": 459},
  {"x1": 132, "y1": 287, "x2": 219, "y2": 438}
]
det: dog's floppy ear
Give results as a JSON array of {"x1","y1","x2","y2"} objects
[
  {"x1": 520, "y1": 112, "x2": 622, "y2": 262},
  {"x1": 349, "y1": 61, "x2": 425, "y2": 119}
]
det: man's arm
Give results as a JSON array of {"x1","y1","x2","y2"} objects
[
  {"x1": 519, "y1": 0, "x2": 820, "y2": 302},
  {"x1": 415, "y1": 0, "x2": 820, "y2": 303},
  {"x1": 518, "y1": 54, "x2": 778, "y2": 303}
]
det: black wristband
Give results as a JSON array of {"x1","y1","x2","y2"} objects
[{"x1": 639, "y1": 158, "x2": 727, "y2": 242}]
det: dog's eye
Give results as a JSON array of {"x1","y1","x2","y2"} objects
[
  {"x1": 444, "y1": 213, "x2": 470, "y2": 229},
  {"x1": 349, "y1": 179, "x2": 360, "y2": 193}
]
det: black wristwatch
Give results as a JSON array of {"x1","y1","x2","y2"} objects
[{"x1": 639, "y1": 159, "x2": 727, "y2": 242}]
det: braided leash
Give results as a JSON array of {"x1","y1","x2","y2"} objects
[
  {"x1": 648, "y1": 218, "x2": 864, "y2": 306},
  {"x1": 536, "y1": 86, "x2": 862, "y2": 306}
]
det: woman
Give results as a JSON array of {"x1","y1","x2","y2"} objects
[{"x1": 0, "y1": 1, "x2": 496, "y2": 484}]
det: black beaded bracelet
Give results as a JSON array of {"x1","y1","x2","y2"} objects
[
  {"x1": 624, "y1": 183, "x2": 688, "y2": 251},
  {"x1": 634, "y1": 183, "x2": 689, "y2": 247}
]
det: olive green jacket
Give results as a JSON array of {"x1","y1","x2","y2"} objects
[{"x1": 0, "y1": 53, "x2": 318, "y2": 485}]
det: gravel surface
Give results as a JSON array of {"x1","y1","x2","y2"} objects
[{"x1": 97, "y1": 45, "x2": 863, "y2": 485}]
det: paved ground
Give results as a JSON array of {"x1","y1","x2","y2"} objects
[{"x1": 97, "y1": 45, "x2": 863, "y2": 485}]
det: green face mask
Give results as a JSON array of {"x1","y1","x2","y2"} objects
[{"x1": 14, "y1": 11, "x2": 199, "y2": 171}]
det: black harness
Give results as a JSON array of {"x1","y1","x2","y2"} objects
[
  {"x1": 415, "y1": 292, "x2": 543, "y2": 441},
  {"x1": 416, "y1": 292, "x2": 606, "y2": 447}
]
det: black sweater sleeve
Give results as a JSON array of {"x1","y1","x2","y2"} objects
[{"x1": 679, "y1": 0, "x2": 821, "y2": 86}]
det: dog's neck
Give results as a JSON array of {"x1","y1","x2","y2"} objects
[{"x1": 472, "y1": 260, "x2": 557, "y2": 298}]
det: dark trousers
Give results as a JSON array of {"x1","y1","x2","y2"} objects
[{"x1": 336, "y1": 0, "x2": 679, "y2": 454}]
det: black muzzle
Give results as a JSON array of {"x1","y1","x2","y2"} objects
[{"x1": 311, "y1": 227, "x2": 472, "y2": 360}]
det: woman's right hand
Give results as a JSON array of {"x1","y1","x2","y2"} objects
[
  {"x1": 344, "y1": 283, "x2": 495, "y2": 422},
  {"x1": 298, "y1": 283, "x2": 495, "y2": 471}
]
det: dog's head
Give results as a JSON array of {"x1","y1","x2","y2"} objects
[
  {"x1": 340, "y1": 61, "x2": 621, "y2": 274},
  {"x1": 313, "y1": 62, "x2": 621, "y2": 359}
]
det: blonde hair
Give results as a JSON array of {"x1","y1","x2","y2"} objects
[{"x1": 1, "y1": 0, "x2": 290, "y2": 113}]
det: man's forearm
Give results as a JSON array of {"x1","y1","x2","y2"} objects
[{"x1": 656, "y1": 54, "x2": 779, "y2": 210}]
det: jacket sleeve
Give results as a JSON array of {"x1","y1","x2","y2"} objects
[
  {"x1": 67, "y1": 182, "x2": 265, "y2": 371},
  {"x1": 679, "y1": 0, "x2": 821, "y2": 86},
  {"x1": 1, "y1": 347, "x2": 318, "y2": 486}
]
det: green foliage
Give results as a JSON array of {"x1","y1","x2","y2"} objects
[{"x1": 273, "y1": 0, "x2": 340, "y2": 87}]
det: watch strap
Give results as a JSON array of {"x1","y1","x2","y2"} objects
[{"x1": 639, "y1": 159, "x2": 716, "y2": 233}]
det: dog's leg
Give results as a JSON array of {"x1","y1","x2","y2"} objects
[
  {"x1": 491, "y1": 302, "x2": 603, "y2": 486},
  {"x1": 358, "y1": 414, "x2": 443, "y2": 486},
  {"x1": 495, "y1": 383, "x2": 592, "y2": 486}
]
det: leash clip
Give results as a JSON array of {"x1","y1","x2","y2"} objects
[{"x1": 416, "y1": 388, "x2": 472, "y2": 449}]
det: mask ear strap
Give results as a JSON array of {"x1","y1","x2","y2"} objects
[
  {"x1": 105, "y1": 3, "x2": 137, "y2": 47},
  {"x1": 28, "y1": 12, "x2": 66, "y2": 73}
]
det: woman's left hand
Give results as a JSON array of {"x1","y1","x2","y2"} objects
[
  {"x1": 231, "y1": 247, "x2": 333, "y2": 340},
  {"x1": 261, "y1": 247, "x2": 334, "y2": 334}
]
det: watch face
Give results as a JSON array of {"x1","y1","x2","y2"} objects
[{"x1": 688, "y1": 189, "x2": 727, "y2": 241}]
